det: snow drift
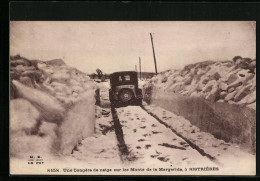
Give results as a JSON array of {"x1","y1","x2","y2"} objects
[
  {"x1": 143, "y1": 57, "x2": 256, "y2": 152},
  {"x1": 10, "y1": 55, "x2": 96, "y2": 158}
]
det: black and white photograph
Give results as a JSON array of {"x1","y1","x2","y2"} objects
[{"x1": 9, "y1": 21, "x2": 256, "y2": 175}]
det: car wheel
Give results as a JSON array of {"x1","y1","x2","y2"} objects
[{"x1": 119, "y1": 89, "x2": 133, "y2": 103}]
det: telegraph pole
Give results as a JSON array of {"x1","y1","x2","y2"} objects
[
  {"x1": 139, "y1": 57, "x2": 142, "y2": 80},
  {"x1": 150, "y1": 33, "x2": 158, "y2": 75}
]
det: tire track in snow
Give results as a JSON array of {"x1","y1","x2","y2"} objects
[
  {"x1": 140, "y1": 105, "x2": 222, "y2": 166},
  {"x1": 111, "y1": 103, "x2": 221, "y2": 166},
  {"x1": 111, "y1": 106, "x2": 138, "y2": 162},
  {"x1": 111, "y1": 107, "x2": 129, "y2": 155}
]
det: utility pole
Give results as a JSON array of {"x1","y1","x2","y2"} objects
[
  {"x1": 150, "y1": 33, "x2": 158, "y2": 75},
  {"x1": 139, "y1": 57, "x2": 142, "y2": 80},
  {"x1": 135, "y1": 65, "x2": 137, "y2": 72}
]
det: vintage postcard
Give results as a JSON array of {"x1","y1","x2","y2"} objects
[{"x1": 10, "y1": 21, "x2": 256, "y2": 175}]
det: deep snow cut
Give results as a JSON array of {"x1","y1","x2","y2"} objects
[
  {"x1": 143, "y1": 57, "x2": 256, "y2": 153},
  {"x1": 10, "y1": 55, "x2": 96, "y2": 158}
]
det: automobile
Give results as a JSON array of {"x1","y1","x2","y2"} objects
[{"x1": 109, "y1": 71, "x2": 143, "y2": 107}]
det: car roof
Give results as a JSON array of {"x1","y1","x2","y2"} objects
[{"x1": 110, "y1": 71, "x2": 137, "y2": 76}]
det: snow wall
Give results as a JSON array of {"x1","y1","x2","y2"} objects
[
  {"x1": 10, "y1": 55, "x2": 96, "y2": 158},
  {"x1": 143, "y1": 58, "x2": 256, "y2": 153}
]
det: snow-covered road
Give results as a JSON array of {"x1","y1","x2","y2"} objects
[
  {"x1": 70, "y1": 81, "x2": 255, "y2": 175},
  {"x1": 116, "y1": 105, "x2": 215, "y2": 167}
]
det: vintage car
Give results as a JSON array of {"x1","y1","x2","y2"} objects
[{"x1": 109, "y1": 71, "x2": 142, "y2": 107}]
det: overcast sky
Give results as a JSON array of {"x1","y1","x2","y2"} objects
[{"x1": 10, "y1": 21, "x2": 256, "y2": 74}]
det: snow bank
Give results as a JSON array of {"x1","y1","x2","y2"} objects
[
  {"x1": 10, "y1": 55, "x2": 96, "y2": 158},
  {"x1": 10, "y1": 99, "x2": 58, "y2": 158},
  {"x1": 10, "y1": 99, "x2": 39, "y2": 133},
  {"x1": 10, "y1": 131, "x2": 55, "y2": 158},
  {"x1": 145, "y1": 58, "x2": 256, "y2": 108},
  {"x1": 143, "y1": 57, "x2": 256, "y2": 152},
  {"x1": 59, "y1": 91, "x2": 95, "y2": 155},
  {"x1": 12, "y1": 80, "x2": 65, "y2": 124}
]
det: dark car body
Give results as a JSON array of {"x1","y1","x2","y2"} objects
[{"x1": 109, "y1": 71, "x2": 142, "y2": 107}]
